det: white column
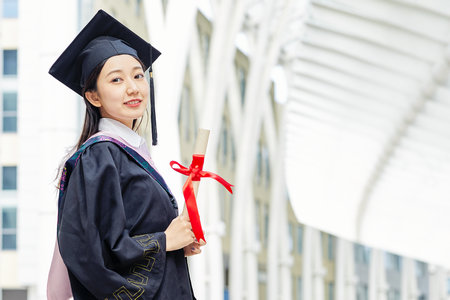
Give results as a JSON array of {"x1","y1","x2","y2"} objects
[
  {"x1": 312, "y1": 229, "x2": 325, "y2": 300},
  {"x1": 278, "y1": 183, "x2": 292, "y2": 300},
  {"x1": 401, "y1": 258, "x2": 418, "y2": 300},
  {"x1": 345, "y1": 243, "x2": 357, "y2": 300},
  {"x1": 266, "y1": 187, "x2": 281, "y2": 299},
  {"x1": 267, "y1": 106, "x2": 287, "y2": 299},
  {"x1": 335, "y1": 239, "x2": 345, "y2": 300},
  {"x1": 280, "y1": 255, "x2": 293, "y2": 300},
  {"x1": 303, "y1": 226, "x2": 326, "y2": 300},
  {"x1": 369, "y1": 250, "x2": 388, "y2": 300},
  {"x1": 336, "y1": 239, "x2": 357, "y2": 300},
  {"x1": 203, "y1": 182, "x2": 225, "y2": 300},
  {"x1": 244, "y1": 187, "x2": 259, "y2": 300},
  {"x1": 429, "y1": 266, "x2": 448, "y2": 300},
  {"x1": 303, "y1": 226, "x2": 313, "y2": 300}
]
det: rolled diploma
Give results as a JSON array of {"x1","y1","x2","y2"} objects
[{"x1": 182, "y1": 128, "x2": 210, "y2": 244}]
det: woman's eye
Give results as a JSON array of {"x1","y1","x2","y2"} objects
[
  {"x1": 135, "y1": 73, "x2": 144, "y2": 79},
  {"x1": 111, "y1": 77, "x2": 123, "y2": 83}
]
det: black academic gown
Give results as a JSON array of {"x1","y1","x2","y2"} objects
[{"x1": 57, "y1": 141, "x2": 195, "y2": 299}]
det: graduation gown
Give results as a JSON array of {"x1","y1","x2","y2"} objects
[{"x1": 57, "y1": 139, "x2": 194, "y2": 299}]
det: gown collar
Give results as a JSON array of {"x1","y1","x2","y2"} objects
[{"x1": 98, "y1": 118, "x2": 145, "y2": 148}]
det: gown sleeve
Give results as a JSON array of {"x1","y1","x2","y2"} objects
[{"x1": 57, "y1": 143, "x2": 167, "y2": 299}]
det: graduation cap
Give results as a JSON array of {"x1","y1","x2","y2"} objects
[{"x1": 49, "y1": 9, "x2": 161, "y2": 145}]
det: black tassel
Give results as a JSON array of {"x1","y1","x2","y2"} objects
[{"x1": 150, "y1": 66, "x2": 157, "y2": 145}]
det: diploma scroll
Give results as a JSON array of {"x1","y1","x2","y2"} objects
[
  {"x1": 170, "y1": 128, "x2": 233, "y2": 244},
  {"x1": 184, "y1": 128, "x2": 210, "y2": 215}
]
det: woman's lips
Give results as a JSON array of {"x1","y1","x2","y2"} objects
[{"x1": 124, "y1": 99, "x2": 142, "y2": 107}]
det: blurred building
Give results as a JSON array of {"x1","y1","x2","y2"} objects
[
  {"x1": 0, "y1": 0, "x2": 449, "y2": 300},
  {"x1": 0, "y1": 0, "x2": 24, "y2": 298}
]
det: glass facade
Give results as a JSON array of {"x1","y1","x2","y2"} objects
[
  {"x1": 2, "y1": 0, "x2": 18, "y2": 18},
  {"x1": 387, "y1": 289, "x2": 401, "y2": 300},
  {"x1": 3, "y1": 50, "x2": 18, "y2": 76},
  {"x1": 356, "y1": 284, "x2": 368, "y2": 300},
  {"x1": 2, "y1": 166, "x2": 17, "y2": 190},
  {"x1": 238, "y1": 67, "x2": 246, "y2": 105},
  {"x1": 2, "y1": 207, "x2": 17, "y2": 250},
  {"x1": 296, "y1": 224, "x2": 303, "y2": 253},
  {"x1": 288, "y1": 222, "x2": 294, "y2": 253},
  {"x1": 296, "y1": 277, "x2": 302, "y2": 300},
  {"x1": 385, "y1": 253, "x2": 402, "y2": 272},
  {"x1": 327, "y1": 282, "x2": 334, "y2": 300},
  {"x1": 448, "y1": 277, "x2": 450, "y2": 295},
  {"x1": 2, "y1": 92, "x2": 17, "y2": 132},
  {"x1": 327, "y1": 235, "x2": 335, "y2": 260},
  {"x1": 355, "y1": 243, "x2": 371, "y2": 264}
]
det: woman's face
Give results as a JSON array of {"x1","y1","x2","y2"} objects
[{"x1": 85, "y1": 54, "x2": 149, "y2": 128}]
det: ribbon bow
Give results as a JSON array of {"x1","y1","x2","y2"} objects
[{"x1": 170, "y1": 154, "x2": 233, "y2": 242}]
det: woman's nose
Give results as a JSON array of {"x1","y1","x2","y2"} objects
[{"x1": 126, "y1": 80, "x2": 139, "y2": 94}]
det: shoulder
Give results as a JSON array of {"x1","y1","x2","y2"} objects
[{"x1": 78, "y1": 141, "x2": 128, "y2": 167}]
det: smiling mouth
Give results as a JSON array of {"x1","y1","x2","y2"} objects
[{"x1": 124, "y1": 99, "x2": 142, "y2": 105}]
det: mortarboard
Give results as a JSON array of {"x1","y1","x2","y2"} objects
[{"x1": 49, "y1": 9, "x2": 161, "y2": 145}]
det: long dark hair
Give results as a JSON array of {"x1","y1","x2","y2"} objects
[{"x1": 75, "y1": 61, "x2": 105, "y2": 149}]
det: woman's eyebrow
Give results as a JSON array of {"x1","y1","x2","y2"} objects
[{"x1": 106, "y1": 65, "x2": 143, "y2": 77}]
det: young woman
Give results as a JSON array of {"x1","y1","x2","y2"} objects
[{"x1": 47, "y1": 10, "x2": 199, "y2": 299}]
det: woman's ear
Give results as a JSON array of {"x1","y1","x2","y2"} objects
[{"x1": 85, "y1": 91, "x2": 102, "y2": 108}]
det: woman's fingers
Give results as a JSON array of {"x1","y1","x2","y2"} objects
[
  {"x1": 184, "y1": 241, "x2": 202, "y2": 257},
  {"x1": 165, "y1": 215, "x2": 200, "y2": 251}
]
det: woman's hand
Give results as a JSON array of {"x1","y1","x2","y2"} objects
[
  {"x1": 164, "y1": 215, "x2": 196, "y2": 252},
  {"x1": 184, "y1": 241, "x2": 202, "y2": 256}
]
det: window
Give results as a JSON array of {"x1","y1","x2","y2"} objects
[
  {"x1": 3, "y1": 92, "x2": 17, "y2": 132},
  {"x1": 385, "y1": 252, "x2": 402, "y2": 272},
  {"x1": 3, "y1": 50, "x2": 18, "y2": 76},
  {"x1": 2, "y1": 289, "x2": 27, "y2": 300},
  {"x1": 2, "y1": 166, "x2": 17, "y2": 190},
  {"x1": 416, "y1": 261, "x2": 427, "y2": 277},
  {"x1": 237, "y1": 67, "x2": 246, "y2": 105},
  {"x1": 161, "y1": 0, "x2": 168, "y2": 14},
  {"x1": 220, "y1": 116, "x2": 228, "y2": 165},
  {"x1": 327, "y1": 282, "x2": 334, "y2": 300},
  {"x1": 296, "y1": 277, "x2": 302, "y2": 300},
  {"x1": 256, "y1": 140, "x2": 262, "y2": 184},
  {"x1": 288, "y1": 222, "x2": 294, "y2": 252},
  {"x1": 354, "y1": 243, "x2": 371, "y2": 265},
  {"x1": 2, "y1": 0, "x2": 18, "y2": 18},
  {"x1": 224, "y1": 288, "x2": 229, "y2": 300},
  {"x1": 230, "y1": 134, "x2": 236, "y2": 168},
  {"x1": 224, "y1": 262, "x2": 230, "y2": 300},
  {"x1": 263, "y1": 204, "x2": 269, "y2": 246},
  {"x1": 327, "y1": 235, "x2": 335, "y2": 260},
  {"x1": 387, "y1": 289, "x2": 400, "y2": 300},
  {"x1": 2, "y1": 207, "x2": 17, "y2": 250},
  {"x1": 201, "y1": 33, "x2": 210, "y2": 69},
  {"x1": 178, "y1": 85, "x2": 191, "y2": 142},
  {"x1": 135, "y1": 0, "x2": 142, "y2": 16},
  {"x1": 255, "y1": 201, "x2": 260, "y2": 242},
  {"x1": 356, "y1": 284, "x2": 368, "y2": 300},
  {"x1": 262, "y1": 145, "x2": 270, "y2": 185},
  {"x1": 296, "y1": 225, "x2": 303, "y2": 253}
]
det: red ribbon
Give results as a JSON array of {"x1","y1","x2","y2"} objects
[{"x1": 170, "y1": 154, "x2": 233, "y2": 242}]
